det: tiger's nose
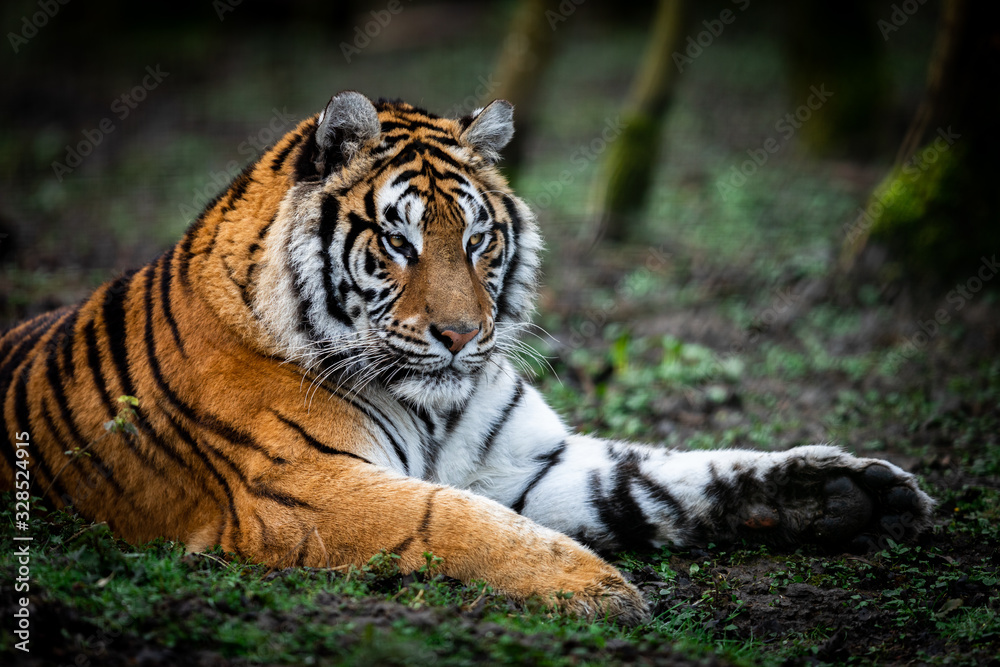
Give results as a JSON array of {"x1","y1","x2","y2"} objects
[{"x1": 430, "y1": 325, "x2": 480, "y2": 354}]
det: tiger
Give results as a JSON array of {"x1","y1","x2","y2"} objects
[{"x1": 1, "y1": 91, "x2": 934, "y2": 624}]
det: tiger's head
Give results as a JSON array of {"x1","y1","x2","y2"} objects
[{"x1": 256, "y1": 92, "x2": 541, "y2": 408}]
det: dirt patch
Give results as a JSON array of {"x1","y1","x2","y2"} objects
[{"x1": 620, "y1": 524, "x2": 1000, "y2": 665}]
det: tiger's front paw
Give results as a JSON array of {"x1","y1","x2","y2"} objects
[
  {"x1": 551, "y1": 568, "x2": 650, "y2": 627},
  {"x1": 738, "y1": 445, "x2": 935, "y2": 551},
  {"x1": 512, "y1": 535, "x2": 649, "y2": 626}
]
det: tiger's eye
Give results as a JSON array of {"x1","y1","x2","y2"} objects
[
  {"x1": 468, "y1": 233, "x2": 484, "y2": 248},
  {"x1": 389, "y1": 234, "x2": 407, "y2": 248}
]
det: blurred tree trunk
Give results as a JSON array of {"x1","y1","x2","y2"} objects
[
  {"x1": 841, "y1": 0, "x2": 1000, "y2": 284},
  {"x1": 484, "y1": 0, "x2": 558, "y2": 179},
  {"x1": 780, "y1": 0, "x2": 891, "y2": 157},
  {"x1": 593, "y1": 0, "x2": 687, "y2": 244}
]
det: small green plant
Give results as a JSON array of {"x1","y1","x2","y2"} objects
[
  {"x1": 363, "y1": 549, "x2": 403, "y2": 579},
  {"x1": 104, "y1": 394, "x2": 140, "y2": 435},
  {"x1": 418, "y1": 551, "x2": 444, "y2": 578}
]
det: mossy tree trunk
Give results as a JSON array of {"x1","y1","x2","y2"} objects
[
  {"x1": 483, "y1": 0, "x2": 559, "y2": 179},
  {"x1": 593, "y1": 0, "x2": 688, "y2": 244},
  {"x1": 842, "y1": 0, "x2": 1000, "y2": 284}
]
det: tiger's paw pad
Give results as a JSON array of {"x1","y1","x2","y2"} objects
[
  {"x1": 738, "y1": 451, "x2": 935, "y2": 550},
  {"x1": 813, "y1": 462, "x2": 934, "y2": 550}
]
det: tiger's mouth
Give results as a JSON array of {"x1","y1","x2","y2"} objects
[
  {"x1": 382, "y1": 360, "x2": 482, "y2": 408},
  {"x1": 385, "y1": 352, "x2": 490, "y2": 379}
]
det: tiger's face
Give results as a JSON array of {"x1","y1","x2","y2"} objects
[{"x1": 261, "y1": 92, "x2": 540, "y2": 408}]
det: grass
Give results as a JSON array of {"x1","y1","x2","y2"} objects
[{"x1": 0, "y1": 504, "x2": 708, "y2": 666}]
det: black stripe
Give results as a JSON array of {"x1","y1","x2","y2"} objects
[
  {"x1": 250, "y1": 483, "x2": 312, "y2": 508},
  {"x1": 104, "y1": 269, "x2": 168, "y2": 465},
  {"x1": 0, "y1": 416, "x2": 16, "y2": 477},
  {"x1": 379, "y1": 119, "x2": 430, "y2": 133},
  {"x1": 364, "y1": 187, "x2": 376, "y2": 222},
  {"x1": 158, "y1": 247, "x2": 187, "y2": 357},
  {"x1": 479, "y1": 192, "x2": 497, "y2": 225},
  {"x1": 385, "y1": 334, "x2": 432, "y2": 353},
  {"x1": 292, "y1": 120, "x2": 320, "y2": 181},
  {"x1": 422, "y1": 162, "x2": 467, "y2": 186},
  {"x1": 0, "y1": 312, "x2": 59, "y2": 408},
  {"x1": 220, "y1": 163, "x2": 256, "y2": 214},
  {"x1": 239, "y1": 263, "x2": 257, "y2": 310},
  {"x1": 255, "y1": 512, "x2": 272, "y2": 546},
  {"x1": 341, "y1": 213, "x2": 379, "y2": 291},
  {"x1": 37, "y1": 397, "x2": 91, "y2": 498},
  {"x1": 388, "y1": 536, "x2": 413, "y2": 555},
  {"x1": 377, "y1": 133, "x2": 409, "y2": 151},
  {"x1": 418, "y1": 487, "x2": 443, "y2": 535},
  {"x1": 390, "y1": 169, "x2": 421, "y2": 187},
  {"x1": 705, "y1": 463, "x2": 749, "y2": 526},
  {"x1": 511, "y1": 442, "x2": 566, "y2": 514},
  {"x1": 495, "y1": 196, "x2": 523, "y2": 321},
  {"x1": 443, "y1": 404, "x2": 465, "y2": 438},
  {"x1": 408, "y1": 141, "x2": 464, "y2": 171},
  {"x1": 226, "y1": 259, "x2": 254, "y2": 311},
  {"x1": 271, "y1": 132, "x2": 303, "y2": 172},
  {"x1": 475, "y1": 380, "x2": 524, "y2": 465},
  {"x1": 634, "y1": 473, "x2": 692, "y2": 541},
  {"x1": 258, "y1": 214, "x2": 275, "y2": 240},
  {"x1": 368, "y1": 149, "x2": 421, "y2": 185},
  {"x1": 55, "y1": 308, "x2": 80, "y2": 377},
  {"x1": 588, "y1": 457, "x2": 657, "y2": 552},
  {"x1": 356, "y1": 397, "x2": 409, "y2": 473},
  {"x1": 83, "y1": 320, "x2": 116, "y2": 420},
  {"x1": 383, "y1": 125, "x2": 459, "y2": 148},
  {"x1": 289, "y1": 261, "x2": 320, "y2": 341},
  {"x1": 177, "y1": 163, "x2": 229, "y2": 287},
  {"x1": 273, "y1": 411, "x2": 373, "y2": 464},
  {"x1": 318, "y1": 195, "x2": 352, "y2": 327},
  {"x1": 101, "y1": 270, "x2": 139, "y2": 397},
  {"x1": 374, "y1": 138, "x2": 465, "y2": 179},
  {"x1": 177, "y1": 218, "x2": 205, "y2": 290},
  {"x1": 423, "y1": 394, "x2": 471, "y2": 480},
  {"x1": 379, "y1": 118, "x2": 451, "y2": 134}
]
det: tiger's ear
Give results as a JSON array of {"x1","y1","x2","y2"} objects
[
  {"x1": 314, "y1": 91, "x2": 381, "y2": 175},
  {"x1": 460, "y1": 100, "x2": 514, "y2": 163}
]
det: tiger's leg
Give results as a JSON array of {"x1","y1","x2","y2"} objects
[
  {"x1": 481, "y1": 435, "x2": 935, "y2": 555},
  {"x1": 190, "y1": 457, "x2": 649, "y2": 625}
]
